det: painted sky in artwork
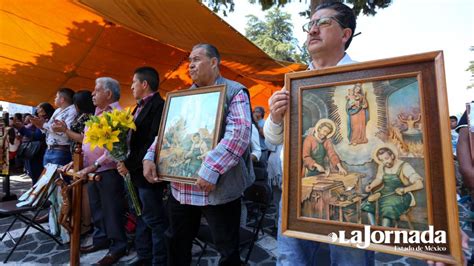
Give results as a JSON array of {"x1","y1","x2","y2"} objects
[
  {"x1": 388, "y1": 80, "x2": 420, "y2": 125},
  {"x1": 165, "y1": 91, "x2": 221, "y2": 135}
]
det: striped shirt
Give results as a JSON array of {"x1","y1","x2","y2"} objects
[{"x1": 144, "y1": 90, "x2": 251, "y2": 206}]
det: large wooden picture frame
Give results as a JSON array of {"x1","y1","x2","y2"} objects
[
  {"x1": 156, "y1": 85, "x2": 226, "y2": 184},
  {"x1": 282, "y1": 51, "x2": 462, "y2": 264}
]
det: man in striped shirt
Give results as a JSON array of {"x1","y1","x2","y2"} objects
[{"x1": 143, "y1": 43, "x2": 254, "y2": 265}]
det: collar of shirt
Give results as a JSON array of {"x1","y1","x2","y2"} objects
[
  {"x1": 307, "y1": 53, "x2": 355, "y2": 70},
  {"x1": 137, "y1": 92, "x2": 156, "y2": 107},
  {"x1": 50, "y1": 104, "x2": 74, "y2": 120},
  {"x1": 64, "y1": 104, "x2": 76, "y2": 114},
  {"x1": 191, "y1": 75, "x2": 224, "y2": 89},
  {"x1": 134, "y1": 92, "x2": 156, "y2": 119},
  {"x1": 95, "y1": 101, "x2": 121, "y2": 116}
]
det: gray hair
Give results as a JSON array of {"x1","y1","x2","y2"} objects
[
  {"x1": 96, "y1": 77, "x2": 120, "y2": 102},
  {"x1": 192, "y1": 43, "x2": 221, "y2": 64}
]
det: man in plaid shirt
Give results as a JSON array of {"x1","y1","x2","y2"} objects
[{"x1": 143, "y1": 43, "x2": 254, "y2": 265}]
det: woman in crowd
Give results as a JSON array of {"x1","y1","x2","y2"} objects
[{"x1": 14, "y1": 102, "x2": 54, "y2": 184}]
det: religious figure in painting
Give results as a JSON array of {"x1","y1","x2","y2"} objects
[
  {"x1": 302, "y1": 119, "x2": 347, "y2": 177},
  {"x1": 346, "y1": 84, "x2": 369, "y2": 145},
  {"x1": 362, "y1": 146, "x2": 424, "y2": 227},
  {"x1": 184, "y1": 132, "x2": 209, "y2": 177},
  {"x1": 398, "y1": 113, "x2": 421, "y2": 134}
]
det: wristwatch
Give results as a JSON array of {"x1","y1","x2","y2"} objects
[{"x1": 93, "y1": 160, "x2": 101, "y2": 169}]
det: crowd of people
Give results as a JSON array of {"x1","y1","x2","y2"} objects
[{"x1": 1, "y1": 1, "x2": 471, "y2": 266}]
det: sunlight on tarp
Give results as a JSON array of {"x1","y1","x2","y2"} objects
[{"x1": 0, "y1": 0, "x2": 306, "y2": 110}]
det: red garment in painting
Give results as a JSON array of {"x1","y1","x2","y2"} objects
[{"x1": 349, "y1": 108, "x2": 368, "y2": 144}]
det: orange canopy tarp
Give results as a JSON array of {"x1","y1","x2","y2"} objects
[{"x1": 0, "y1": 0, "x2": 306, "y2": 109}]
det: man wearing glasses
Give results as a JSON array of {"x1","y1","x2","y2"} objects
[{"x1": 264, "y1": 2, "x2": 374, "y2": 265}]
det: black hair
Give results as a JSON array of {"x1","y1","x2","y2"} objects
[
  {"x1": 58, "y1": 88, "x2": 75, "y2": 104},
  {"x1": 37, "y1": 102, "x2": 55, "y2": 119},
  {"x1": 73, "y1": 90, "x2": 95, "y2": 115},
  {"x1": 13, "y1": 113, "x2": 22, "y2": 121},
  {"x1": 134, "y1": 66, "x2": 160, "y2": 92},
  {"x1": 315, "y1": 2, "x2": 356, "y2": 50},
  {"x1": 2, "y1": 112, "x2": 8, "y2": 125},
  {"x1": 23, "y1": 113, "x2": 32, "y2": 123},
  {"x1": 192, "y1": 43, "x2": 221, "y2": 64}
]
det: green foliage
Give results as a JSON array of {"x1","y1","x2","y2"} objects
[
  {"x1": 248, "y1": 0, "x2": 291, "y2": 10},
  {"x1": 202, "y1": 0, "x2": 235, "y2": 16},
  {"x1": 467, "y1": 46, "x2": 474, "y2": 89},
  {"x1": 245, "y1": 8, "x2": 309, "y2": 63},
  {"x1": 203, "y1": 0, "x2": 392, "y2": 18},
  {"x1": 202, "y1": 0, "x2": 290, "y2": 14},
  {"x1": 345, "y1": 0, "x2": 392, "y2": 17}
]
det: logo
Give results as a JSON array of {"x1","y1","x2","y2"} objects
[
  {"x1": 328, "y1": 232, "x2": 338, "y2": 242},
  {"x1": 328, "y1": 225, "x2": 446, "y2": 250}
]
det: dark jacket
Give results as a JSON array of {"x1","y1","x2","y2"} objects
[{"x1": 124, "y1": 93, "x2": 165, "y2": 188}]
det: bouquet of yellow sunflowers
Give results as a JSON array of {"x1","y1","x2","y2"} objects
[{"x1": 84, "y1": 109, "x2": 142, "y2": 216}]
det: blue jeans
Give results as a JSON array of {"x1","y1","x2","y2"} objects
[
  {"x1": 135, "y1": 185, "x2": 167, "y2": 265},
  {"x1": 43, "y1": 149, "x2": 71, "y2": 166},
  {"x1": 277, "y1": 202, "x2": 374, "y2": 266},
  {"x1": 277, "y1": 210, "x2": 320, "y2": 265}
]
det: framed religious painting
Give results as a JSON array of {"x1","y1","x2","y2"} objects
[
  {"x1": 155, "y1": 85, "x2": 226, "y2": 184},
  {"x1": 281, "y1": 51, "x2": 462, "y2": 264}
]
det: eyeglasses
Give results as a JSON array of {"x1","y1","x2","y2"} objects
[{"x1": 302, "y1": 16, "x2": 346, "y2": 33}]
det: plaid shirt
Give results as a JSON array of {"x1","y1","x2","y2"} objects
[{"x1": 144, "y1": 90, "x2": 251, "y2": 206}]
